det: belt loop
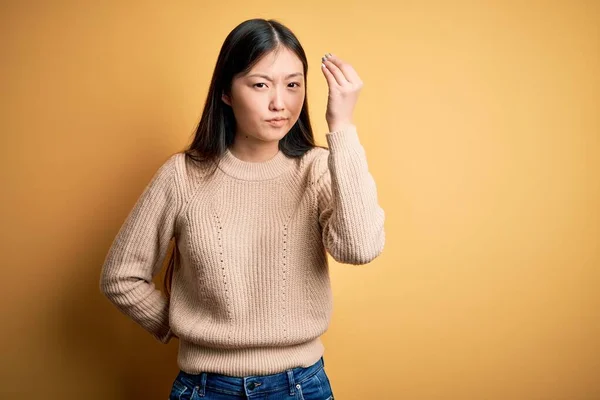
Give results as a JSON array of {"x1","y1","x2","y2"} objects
[
  {"x1": 197, "y1": 372, "x2": 207, "y2": 396},
  {"x1": 286, "y1": 369, "x2": 296, "y2": 395}
]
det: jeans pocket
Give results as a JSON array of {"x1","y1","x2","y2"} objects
[
  {"x1": 296, "y1": 368, "x2": 334, "y2": 400},
  {"x1": 169, "y1": 378, "x2": 191, "y2": 400},
  {"x1": 317, "y1": 368, "x2": 334, "y2": 395}
]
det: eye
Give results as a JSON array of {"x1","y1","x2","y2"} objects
[
  {"x1": 288, "y1": 82, "x2": 301, "y2": 88},
  {"x1": 253, "y1": 83, "x2": 267, "y2": 88}
]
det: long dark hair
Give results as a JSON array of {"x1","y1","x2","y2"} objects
[{"x1": 163, "y1": 18, "x2": 324, "y2": 299}]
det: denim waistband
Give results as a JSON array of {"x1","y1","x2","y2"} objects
[{"x1": 177, "y1": 356, "x2": 325, "y2": 397}]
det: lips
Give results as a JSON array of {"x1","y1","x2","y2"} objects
[{"x1": 266, "y1": 117, "x2": 288, "y2": 122}]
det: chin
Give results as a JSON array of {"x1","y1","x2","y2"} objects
[{"x1": 260, "y1": 128, "x2": 290, "y2": 140}]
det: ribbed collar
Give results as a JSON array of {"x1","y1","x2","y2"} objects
[{"x1": 216, "y1": 147, "x2": 297, "y2": 181}]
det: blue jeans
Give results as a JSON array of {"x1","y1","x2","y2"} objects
[{"x1": 169, "y1": 356, "x2": 334, "y2": 399}]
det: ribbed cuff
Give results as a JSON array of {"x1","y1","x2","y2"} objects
[{"x1": 325, "y1": 125, "x2": 362, "y2": 152}]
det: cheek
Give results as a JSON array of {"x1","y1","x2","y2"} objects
[
  {"x1": 234, "y1": 97, "x2": 262, "y2": 122},
  {"x1": 289, "y1": 93, "x2": 305, "y2": 114}
]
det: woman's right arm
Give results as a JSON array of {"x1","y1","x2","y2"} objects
[{"x1": 99, "y1": 154, "x2": 181, "y2": 343}]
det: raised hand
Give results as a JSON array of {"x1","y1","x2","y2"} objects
[{"x1": 321, "y1": 53, "x2": 363, "y2": 133}]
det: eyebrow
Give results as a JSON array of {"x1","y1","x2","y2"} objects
[{"x1": 245, "y1": 72, "x2": 304, "y2": 81}]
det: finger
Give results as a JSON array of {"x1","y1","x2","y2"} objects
[
  {"x1": 321, "y1": 61, "x2": 338, "y2": 88},
  {"x1": 323, "y1": 58, "x2": 348, "y2": 86},
  {"x1": 326, "y1": 54, "x2": 361, "y2": 84}
]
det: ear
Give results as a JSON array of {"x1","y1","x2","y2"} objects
[{"x1": 221, "y1": 93, "x2": 231, "y2": 106}]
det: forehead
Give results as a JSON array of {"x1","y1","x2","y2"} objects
[{"x1": 247, "y1": 47, "x2": 303, "y2": 74}]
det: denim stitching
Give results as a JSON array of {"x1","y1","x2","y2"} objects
[{"x1": 177, "y1": 384, "x2": 187, "y2": 400}]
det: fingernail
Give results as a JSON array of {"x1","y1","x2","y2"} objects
[
  {"x1": 327, "y1": 53, "x2": 332, "y2": 57},
  {"x1": 321, "y1": 56, "x2": 327, "y2": 62}
]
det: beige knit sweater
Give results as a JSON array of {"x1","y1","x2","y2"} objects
[{"x1": 100, "y1": 125, "x2": 385, "y2": 376}]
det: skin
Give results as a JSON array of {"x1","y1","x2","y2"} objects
[{"x1": 222, "y1": 47, "x2": 363, "y2": 162}]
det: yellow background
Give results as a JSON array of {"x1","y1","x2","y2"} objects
[{"x1": 1, "y1": 1, "x2": 598, "y2": 399}]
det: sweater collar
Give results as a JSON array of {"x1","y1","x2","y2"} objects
[{"x1": 216, "y1": 147, "x2": 296, "y2": 181}]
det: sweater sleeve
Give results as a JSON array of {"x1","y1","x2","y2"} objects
[
  {"x1": 99, "y1": 154, "x2": 181, "y2": 343},
  {"x1": 314, "y1": 125, "x2": 386, "y2": 265}
]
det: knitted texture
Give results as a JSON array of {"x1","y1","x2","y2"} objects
[{"x1": 100, "y1": 125, "x2": 385, "y2": 376}]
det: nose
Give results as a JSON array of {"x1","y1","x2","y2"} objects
[{"x1": 269, "y1": 86, "x2": 285, "y2": 111}]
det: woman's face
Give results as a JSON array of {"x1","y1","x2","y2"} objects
[{"x1": 222, "y1": 47, "x2": 305, "y2": 144}]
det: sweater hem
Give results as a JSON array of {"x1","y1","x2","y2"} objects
[{"x1": 176, "y1": 337, "x2": 325, "y2": 377}]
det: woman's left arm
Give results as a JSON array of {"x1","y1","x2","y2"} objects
[
  {"x1": 314, "y1": 125, "x2": 386, "y2": 265},
  {"x1": 315, "y1": 53, "x2": 385, "y2": 264}
]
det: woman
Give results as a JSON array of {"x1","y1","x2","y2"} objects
[{"x1": 100, "y1": 18, "x2": 385, "y2": 399}]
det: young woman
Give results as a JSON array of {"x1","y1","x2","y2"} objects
[{"x1": 100, "y1": 18, "x2": 385, "y2": 400}]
